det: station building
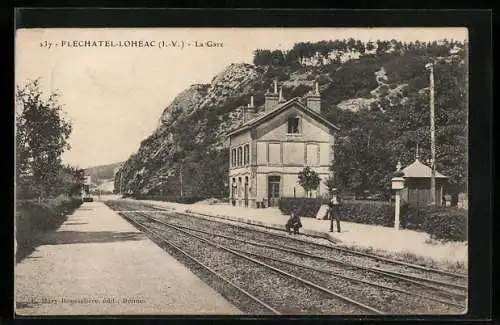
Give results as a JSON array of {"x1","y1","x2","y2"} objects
[{"x1": 227, "y1": 81, "x2": 339, "y2": 208}]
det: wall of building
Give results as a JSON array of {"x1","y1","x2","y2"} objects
[
  {"x1": 230, "y1": 131, "x2": 251, "y2": 147},
  {"x1": 254, "y1": 141, "x2": 331, "y2": 168},
  {"x1": 256, "y1": 105, "x2": 331, "y2": 142},
  {"x1": 228, "y1": 101, "x2": 336, "y2": 207},
  {"x1": 256, "y1": 142, "x2": 267, "y2": 164},
  {"x1": 253, "y1": 169, "x2": 331, "y2": 202},
  {"x1": 229, "y1": 130, "x2": 252, "y2": 171}
]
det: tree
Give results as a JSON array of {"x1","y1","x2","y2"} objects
[
  {"x1": 52, "y1": 166, "x2": 85, "y2": 196},
  {"x1": 355, "y1": 40, "x2": 366, "y2": 55},
  {"x1": 253, "y1": 49, "x2": 273, "y2": 66},
  {"x1": 297, "y1": 166, "x2": 321, "y2": 197},
  {"x1": 270, "y1": 50, "x2": 285, "y2": 66},
  {"x1": 116, "y1": 38, "x2": 467, "y2": 205},
  {"x1": 16, "y1": 79, "x2": 72, "y2": 199},
  {"x1": 323, "y1": 176, "x2": 339, "y2": 196},
  {"x1": 376, "y1": 40, "x2": 391, "y2": 55},
  {"x1": 366, "y1": 41, "x2": 375, "y2": 52}
]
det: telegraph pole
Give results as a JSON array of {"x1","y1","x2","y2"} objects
[
  {"x1": 426, "y1": 62, "x2": 437, "y2": 206},
  {"x1": 179, "y1": 165, "x2": 183, "y2": 198}
]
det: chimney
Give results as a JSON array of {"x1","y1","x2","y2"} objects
[
  {"x1": 278, "y1": 86, "x2": 285, "y2": 103},
  {"x1": 305, "y1": 81, "x2": 321, "y2": 114},
  {"x1": 243, "y1": 95, "x2": 256, "y2": 122},
  {"x1": 264, "y1": 79, "x2": 279, "y2": 112}
]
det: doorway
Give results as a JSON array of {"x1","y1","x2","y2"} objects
[
  {"x1": 268, "y1": 175, "x2": 281, "y2": 207},
  {"x1": 244, "y1": 176, "x2": 249, "y2": 207}
]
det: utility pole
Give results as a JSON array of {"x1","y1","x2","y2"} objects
[
  {"x1": 426, "y1": 62, "x2": 437, "y2": 206},
  {"x1": 179, "y1": 164, "x2": 184, "y2": 198}
]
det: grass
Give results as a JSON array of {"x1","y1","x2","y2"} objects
[
  {"x1": 15, "y1": 195, "x2": 82, "y2": 263},
  {"x1": 338, "y1": 243, "x2": 467, "y2": 274}
]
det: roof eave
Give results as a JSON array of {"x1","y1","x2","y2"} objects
[
  {"x1": 228, "y1": 126, "x2": 251, "y2": 137},
  {"x1": 227, "y1": 97, "x2": 340, "y2": 137},
  {"x1": 293, "y1": 99, "x2": 340, "y2": 131}
]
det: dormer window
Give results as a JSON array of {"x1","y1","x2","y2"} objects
[{"x1": 287, "y1": 117, "x2": 300, "y2": 134}]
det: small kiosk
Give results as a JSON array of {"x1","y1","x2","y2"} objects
[{"x1": 401, "y1": 153, "x2": 448, "y2": 206}]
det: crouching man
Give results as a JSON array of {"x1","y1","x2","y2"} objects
[{"x1": 285, "y1": 212, "x2": 302, "y2": 234}]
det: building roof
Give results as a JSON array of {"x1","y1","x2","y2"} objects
[
  {"x1": 402, "y1": 159, "x2": 448, "y2": 179},
  {"x1": 228, "y1": 97, "x2": 340, "y2": 137}
]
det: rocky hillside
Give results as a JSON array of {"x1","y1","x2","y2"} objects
[
  {"x1": 115, "y1": 39, "x2": 467, "y2": 199},
  {"x1": 85, "y1": 162, "x2": 123, "y2": 185}
]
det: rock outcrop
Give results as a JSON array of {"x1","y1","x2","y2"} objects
[{"x1": 115, "y1": 48, "x2": 466, "y2": 198}]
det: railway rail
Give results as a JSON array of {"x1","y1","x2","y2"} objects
[
  {"x1": 162, "y1": 220, "x2": 467, "y2": 303},
  {"x1": 166, "y1": 211, "x2": 467, "y2": 290},
  {"x1": 106, "y1": 200, "x2": 467, "y2": 314},
  {"x1": 116, "y1": 208, "x2": 383, "y2": 314},
  {"x1": 114, "y1": 208, "x2": 280, "y2": 315},
  {"x1": 142, "y1": 202, "x2": 467, "y2": 280},
  {"x1": 109, "y1": 201, "x2": 467, "y2": 289}
]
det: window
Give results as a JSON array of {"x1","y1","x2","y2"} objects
[
  {"x1": 287, "y1": 117, "x2": 300, "y2": 134},
  {"x1": 306, "y1": 144, "x2": 319, "y2": 165},
  {"x1": 231, "y1": 148, "x2": 237, "y2": 167},
  {"x1": 237, "y1": 147, "x2": 243, "y2": 166},
  {"x1": 243, "y1": 144, "x2": 250, "y2": 165},
  {"x1": 268, "y1": 143, "x2": 281, "y2": 164},
  {"x1": 231, "y1": 178, "x2": 236, "y2": 197}
]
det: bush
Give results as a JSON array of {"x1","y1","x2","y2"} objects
[
  {"x1": 278, "y1": 197, "x2": 394, "y2": 224},
  {"x1": 277, "y1": 198, "x2": 467, "y2": 241},
  {"x1": 338, "y1": 200, "x2": 394, "y2": 226},
  {"x1": 403, "y1": 205, "x2": 467, "y2": 241},
  {"x1": 278, "y1": 197, "x2": 327, "y2": 218},
  {"x1": 16, "y1": 196, "x2": 82, "y2": 262}
]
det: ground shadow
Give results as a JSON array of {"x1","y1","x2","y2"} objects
[
  {"x1": 15, "y1": 203, "x2": 87, "y2": 264},
  {"x1": 38, "y1": 231, "x2": 145, "y2": 245},
  {"x1": 63, "y1": 222, "x2": 88, "y2": 226}
]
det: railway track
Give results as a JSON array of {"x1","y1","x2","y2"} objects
[
  {"x1": 116, "y1": 208, "x2": 383, "y2": 315},
  {"x1": 106, "y1": 201, "x2": 467, "y2": 314},
  {"x1": 161, "y1": 220, "x2": 467, "y2": 303},
  {"x1": 114, "y1": 208, "x2": 280, "y2": 315},
  {"x1": 142, "y1": 202, "x2": 467, "y2": 280},
  {"x1": 110, "y1": 201, "x2": 467, "y2": 291},
  {"x1": 166, "y1": 211, "x2": 468, "y2": 290}
]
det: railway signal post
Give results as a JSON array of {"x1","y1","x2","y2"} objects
[{"x1": 391, "y1": 161, "x2": 405, "y2": 230}]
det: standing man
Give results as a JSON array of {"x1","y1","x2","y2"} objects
[{"x1": 329, "y1": 188, "x2": 342, "y2": 233}]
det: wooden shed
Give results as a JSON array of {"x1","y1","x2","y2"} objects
[{"x1": 401, "y1": 157, "x2": 448, "y2": 206}]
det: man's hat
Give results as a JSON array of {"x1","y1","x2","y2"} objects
[{"x1": 332, "y1": 188, "x2": 338, "y2": 192}]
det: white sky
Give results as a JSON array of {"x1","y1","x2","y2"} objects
[{"x1": 15, "y1": 27, "x2": 467, "y2": 168}]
